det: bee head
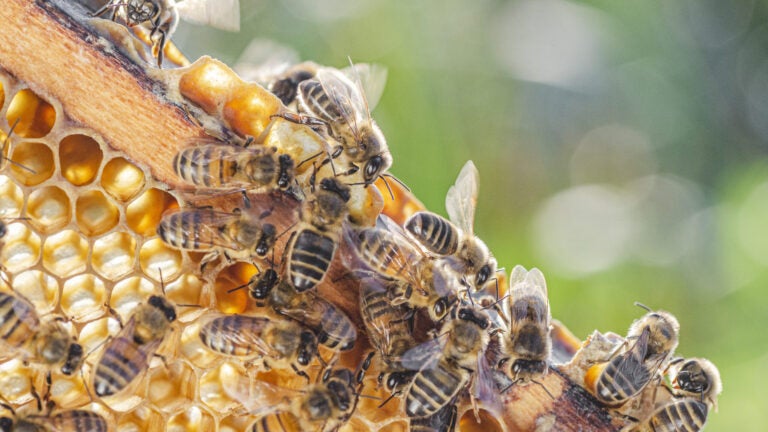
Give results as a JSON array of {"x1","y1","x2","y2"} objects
[
  {"x1": 304, "y1": 389, "x2": 333, "y2": 421},
  {"x1": 297, "y1": 330, "x2": 317, "y2": 366},
  {"x1": 430, "y1": 297, "x2": 452, "y2": 321},
  {"x1": 457, "y1": 307, "x2": 490, "y2": 330},
  {"x1": 255, "y1": 223, "x2": 277, "y2": 256},
  {"x1": 362, "y1": 152, "x2": 393, "y2": 185},
  {"x1": 61, "y1": 343, "x2": 84, "y2": 376},
  {"x1": 326, "y1": 372, "x2": 354, "y2": 412},
  {"x1": 277, "y1": 154, "x2": 295, "y2": 189},
  {"x1": 629, "y1": 306, "x2": 679, "y2": 358},
  {"x1": 148, "y1": 295, "x2": 177, "y2": 323},
  {"x1": 0, "y1": 417, "x2": 12, "y2": 432},
  {"x1": 511, "y1": 359, "x2": 548, "y2": 380},
  {"x1": 249, "y1": 269, "x2": 279, "y2": 300}
]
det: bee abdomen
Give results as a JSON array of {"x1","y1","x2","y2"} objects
[
  {"x1": 410, "y1": 404, "x2": 458, "y2": 432},
  {"x1": 649, "y1": 399, "x2": 708, "y2": 432},
  {"x1": 406, "y1": 364, "x2": 464, "y2": 418},
  {"x1": 93, "y1": 337, "x2": 146, "y2": 397},
  {"x1": 173, "y1": 145, "x2": 235, "y2": 188},
  {"x1": 288, "y1": 230, "x2": 336, "y2": 292},
  {"x1": 250, "y1": 412, "x2": 300, "y2": 432},
  {"x1": 405, "y1": 212, "x2": 459, "y2": 256},
  {"x1": 50, "y1": 410, "x2": 109, "y2": 432},
  {"x1": 200, "y1": 316, "x2": 258, "y2": 357},
  {"x1": 595, "y1": 355, "x2": 649, "y2": 404},
  {"x1": 157, "y1": 210, "x2": 211, "y2": 251},
  {"x1": 0, "y1": 292, "x2": 36, "y2": 347},
  {"x1": 316, "y1": 306, "x2": 356, "y2": 351},
  {"x1": 298, "y1": 79, "x2": 341, "y2": 123}
]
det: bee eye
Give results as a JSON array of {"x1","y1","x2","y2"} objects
[
  {"x1": 477, "y1": 265, "x2": 491, "y2": 285},
  {"x1": 365, "y1": 156, "x2": 382, "y2": 181},
  {"x1": 0, "y1": 418, "x2": 12, "y2": 432},
  {"x1": 434, "y1": 299, "x2": 446, "y2": 317}
]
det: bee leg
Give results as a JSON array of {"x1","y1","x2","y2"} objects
[
  {"x1": 199, "y1": 251, "x2": 220, "y2": 273},
  {"x1": 241, "y1": 190, "x2": 251, "y2": 209},
  {"x1": 272, "y1": 112, "x2": 328, "y2": 133},
  {"x1": 30, "y1": 384, "x2": 42, "y2": 411},
  {"x1": 153, "y1": 353, "x2": 169, "y2": 369},
  {"x1": 292, "y1": 364, "x2": 311, "y2": 383}
]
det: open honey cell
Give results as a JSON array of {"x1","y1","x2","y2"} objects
[
  {"x1": 92, "y1": 232, "x2": 137, "y2": 281},
  {"x1": 0, "y1": 175, "x2": 23, "y2": 215},
  {"x1": 61, "y1": 274, "x2": 107, "y2": 322},
  {"x1": 459, "y1": 408, "x2": 504, "y2": 432},
  {"x1": 59, "y1": 134, "x2": 103, "y2": 185},
  {"x1": 146, "y1": 360, "x2": 197, "y2": 414},
  {"x1": 213, "y1": 262, "x2": 258, "y2": 314},
  {"x1": 42, "y1": 229, "x2": 88, "y2": 278},
  {"x1": 117, "y1": 406, "x2": 165, "y2": 432},
  {"x1": 5, "y1": 89, "x2": 56, "y2": 138},
  {"x1": 109, "y1": 276, "x2": 156, "y2": 319},
  {"x1": 101, "y1": 157, "x2": 145, "y2": 202},
  {"x1": 26, "y1": 185, "x2": 71, "y2": 234},
  {"x1": 12, "y1": 269, "x2": 58, "y2": 315},
  {"x1": 199, "y1": 361, "x2": 248, "y2": 413},
  {"x1": 9, "y1": 141, "x2": 54, "y2": 186},
  {"x1": 76, "y1": 189, "x2": 120, "y2": 236},
  {"x1": 126, "y1": 188, "x2": 178, "y2": 236},
  {"x1": 165, "y1": 274, "x2": 206, "y2": 322},
  {"x1": 139, "y1": 237, "x2": 182, "y2": 282},
  {"x1": 167, "y1": 405, "x2": 216, "y2": 432},
  {"x1": 0, "y1": 359, "x2": 35, "y2": 406},
  {"x1": 1, "y1": 223, "x2": 40, "y2": 272}
]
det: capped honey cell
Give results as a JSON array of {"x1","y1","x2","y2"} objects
[
  {"x1": 139, "y1": 238, "x2": 182, "y2": 282},
  {"x1": 126, "y1": 188, "x2": 178, "y2": 236},
  {"x1": 147, "y1": 361, "x2": 197, "y2": 414},
  {"x1": 61, "y1": 274, "x2": 107, "y2": 322},
  {"x1": 59, "y1": 134, "x2": 103, "y2": 186},
  {"x1": 42, "y1": 229, "x2": 88, "y2": 278},
  {"x1": 167, "y1": 405, "x2": 215, "y2": 432},
  {"x1": 0, "y1": 175, "x2": 23, "y2": 215},
  {"x1": 5, "y1": 89, "x2": 56, "y2": 138},
  {"x1": 102, "y1": 157, "x2": 145, "y2": 202},
  {"x1": 26, "y1": 185, "x2": 71, "y2": 234},
  {"x1": 92, "y1": 232, "x2": 137, "y2": 281},
  {"x1": 11, "y1": 269, "x2": 58, "y2": 314},
  {"x1": 76, "y1": 190, "x2": 120, "y2": 236},
  {"x1": 9, "y1": 141, "x2": 54, "y2": 186},
  {"x1": 0, "y1": 359, "x2": 35, "y2": 406},
  {"x1": 1, "y1": 223, "x2": 41, "y2": 272}
]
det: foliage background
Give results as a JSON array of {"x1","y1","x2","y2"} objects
[{"x1": 174, "y1": 1, "x2": 768, "y2": 429}]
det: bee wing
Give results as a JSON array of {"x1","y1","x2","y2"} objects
[
  {"x1": 29, "y1": 410, "x2": 108, "y2": 432},
  {"x1": 175, "y1": 0, "x2": 240, "y2": 32},
  {"x1": 233, "y1": 39, "x2": 300, "y2": 84},
  {"x1": 8, "y1": 292, "x2": 41, "y2": 330},
  {"x1": 507, "y1": 266, "x2": 550, "y2": 328},
  {"x1": 341, "y1": 63, "x2": 388, "y2": 113},
  {"x1": 615, "y1": 326, "x2": 654, "y2": 383},
  {"x1": 472, "y1": 350, "x2": 504, "y2": 416},
  {"x1": 160, "y1": 207, "x2": 245, "y2": 250},
  {"x1": 200, "y1": 315, "x2": 280, "y2": 358},
  {"x1": 445, "y1": 160, "x2": 479, "y2": 234},
  {"x1": 223, "y1": 375, "x2": 293, "y2": 416},
  {"x1": 315, "y1": 67, "x2": 368, "y2": 135},
  {"x1": 398, "y1": 337, "x2": 446, "y2": 371}
]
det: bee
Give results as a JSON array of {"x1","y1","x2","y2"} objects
[
  {"x1": 409, "y1": 404, "x2": 458, "y2": 432},
  {"x1": 226, "y1": 364, "x2": 367, "y2": 432},
  {"x1": 198, "y1": 313, "x2": 317, "y2": 379},
  {"x1": 0, "y1": 291, "x2": 84, "y2": 382},
  {"x1": 628, "y1": 304, "x2": 680, "y2": 364},
  {"x1": 404, "y1": 161, "x2": 497, "y2": 291},
  {"x1": 172, "y1": 139, "x2": 295, "y2": 194},
  {"x1": 92, "y1": 295, "x2": 176, "y2": 397},
  {"x1": 248, "y1": 269, "x2": 357, "y2": 351},
  {"x1": 263, "y1": 61, "x2": 320, "y2": 106},
  {"x1": 666, "y1": 357, "x2": 722, "y2": 410},
  {"x1": 345, "y1": 215, "x2": 458, "y2": 322},
  {"x1": 279, "y1": 63, "x2": 392, "y2": 186},
  {"x1": 628, "y1": 397, "x2": 709, "y2": 432},
  {"x1": 0, "y1": 408, "x2": 108, "y2": 432},
  {"x1": 284, "y1": 177, "x2": 350, "y2": 292},
  {"x1": 157, "y1": 206, "x2": 276, "y2": 269},
  {"x1": 400, "y1": 307, "x2": 491, "y2": 419},
  {"x1": 496, "y1": 265, "x2": 551, "y2": 386},
  {"x1": 93, "y1": 0, "x2": 240, "y2": 67}
]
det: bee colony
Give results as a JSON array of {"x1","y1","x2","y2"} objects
[{"x1": 0, "y1": 1, "x2": 721, "y2": 431}]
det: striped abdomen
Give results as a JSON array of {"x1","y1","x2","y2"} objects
[
  {"x1": 199, "y1": 315, "x2": 262, "y2": 358},
  {"x1": 40, "y1": 410, "x2": 109, "y2": 432},
  {"x1": 287, "y1": 229, "x2": 336, "y2": 292},
  {"x1": 358, "y1": 230, "x2": 410, "y2": 279},
  {"x1": 595, "y1": 353, "x2": 651, "y2": 405},
  {"x1": 360, "y1": 284, "x2": 411, "y2": 359},
  {"x1": 410, "y1": 403, "x2": 458, "y2": 432},
  {"x1": 0, "y1": 292, "x2": 38, "y2": 348},
  {"x1": 405, "y1": 212, "x2": 459, "y2": 256},
  {"x1": 405, "y1": 362, "x2": 466, "y2": 418},
  {"x1": 297, "y1": 79, "x2": 343, "y2": 124},
  {"x1": 173, "y1": 145, "x2": 239, "y2": 188},
  {"x1": 249, "y1": 412, "x2": 302, "y2": 432},
  {"x1": 94, "y1": 336, "x2": 152, "y2": 397},
  {"x1": 648, "y1": 399, "x2": 708, "y2": 432},
  {"x1": 157, "y1": 209, "x2": 218, "y2": 252},
  {"x1": 313, "y1": 301, "x2": 356, "y2": 351}
]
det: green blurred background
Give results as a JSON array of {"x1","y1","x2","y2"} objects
[{"x1": 173, "y1": 0, "x2": 768, "y2": 429}]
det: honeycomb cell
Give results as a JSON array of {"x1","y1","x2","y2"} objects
[
  {"x1": 167, "y1": 405, "x2": 215, "y2": 432},
  {"x1": 214, "y1": 262, "x2": 258, "y2": 314},
  {"x1": 117, "y1": 406, "x2": 165, "y2": 432},
  {"x1": 6, "y1": 89, "x2": 56, "y2": 138},
  {"x1": 78, "y1": 317, "x2": 121, "y2": 359},
  {"x1": 139, "y1": 238, "x2": 182, "y2": 282},
  {"x1": 110, "y1": 276, "x2": 156, "y2": 320},
  {"x1": 101, "y1": 157, "x2": 145, "y2": 201},
  {"x1": 126, "y1": 188, "x2": 178, "y2": 236},
  {"x1": 42, "y1": 230, "x2": 88, "y2": 278},
  {"x1": 378, "y1": 422, "x2": 408, "y2": 432},
  {"x1": 76, "y1": 190, "x2": 120, "y2": 236},
  {"x1": 47, "y1": 370, "x2": 90, "y2": 408},
  {"x1": 179, "y1": 320, "x2": 221, "y2": 369},
  {"x1": 147, "y1": 361, "x2": 197, "y2": 414},
  {"x1": 199, "y1": 361, "x2": 248, "y2": 413},
  {"x1": 165, "y1": 274, "x2": 206, "y2": 322},
  {"x1": 9, "y1": 141, "x2": 54, "y2": 186},
  {"x1": 357, "y1": 378, "x2": 402, "y2": 424},
  {"x1": 61, "y1": 274, "x2": 107, "y2": 322},
  {"x1": 343, "y1": 418, "x2": 374, "y2": 432},
  {"x1": 219, "y1": 415, "x2": 255, "y2": 432},
  {"x1": 222, "y1": 82, "x2": 282, "y2": 139},
  {"x1": 26, "y1": 185, "x2": 71, "y2": 234},
  {"x1": 0, "y1": 79, "x2": 4, "y2": 109},
  {"x1": 12, "y1": 270, "x2": 58, "y2": 314},
  {"x1": 0, "y1": 175, "x2": 23, "y2": 216},
  {"x1": 0, "y1": 360, "x2": 34, "y2": 406},
  {"x1": 92, "y1": 232, "x2": 136, "y2": 281},
  {"x1": 59, "y1": 134, "x2": 103, "y2": 185},
  {"x1": 0, "y1": 223, "x2": 40, "y2": 272},
  {"x1": 459, "y1": 408, "x2": 504, "y2": 432},
  {"x1": 178, "y1": 57, "x2": 241, "y2": 114}
]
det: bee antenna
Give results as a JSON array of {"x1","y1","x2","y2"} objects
[
  {"x1": 2, "y1": 118, "x2": 37, "y2": 174},
  {"x1": 380, "y1": 174, "x2": 395, "y2": 201},
  {"x1": 377, "y1": 390, "x2": 400, "y2": 408},
  {"x1": 276, "y1": 222, "x2": 297, "y2": 240},
  {"x1": 634, "y1": 302, "x2": 653, "y2": 313},
  {"x1": 227, "y1": 280, "x2": 251, "y2": 294},
  {"x1": 531, "y1": 379, "x2": 555, "y2": 400},
  {"x1": 358, "y1": 394, "x2": 383, "y2": 401},
  {"x1": 158, "y1": 268, "x2": 166, "y2": 296},
  {"x1": 382, "y1": 173, "x2": 410, "y2": 191}
]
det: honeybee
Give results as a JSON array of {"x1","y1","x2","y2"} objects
[
  {"x1": 345, "y1": 215, "x2": 459, "y2": 322},
  {"x1": 400, "y1": 307, "x2": 491, "y2": 418},
  {"x1": 405, "y1": 161, "x2": 497, "y2": 291},
  {"x1": 279, "y1": 63, "x2": 392, "y2": 185},
  {"x1": 0, "y1": 291, "x2": 84, "y2": 381},
  {"x1": 627, "y1": 398, "x2": 709, "y2": 432},
  {"x1": 586, "y1": 326, "x2": 662, "y2": 406},
  {"x1": 248, "y1": 269, "x2": 357, "y2": 351},
  {"x1": 93, "y1": 0, "x2": 240, "y2": 67},
  {"x1": 666, "y1": 357, "x2": 722, "y2": 410},
  {"x1": 198, "y1": 313, "x2": 317, "y2": 379},
  {"x1": 628, "y1": 304, "x2": 680, "y2": 364},
  {"x1": 284, "y1": 177, "x2": 350, "y2": 292},
  {"x1": 496, "y1": 265, "x2": 551, "y2": 386},
  {"x1": 0, "y1": 408, "x2": 108, "y2": 432},
  {"x1": 226, "y1": 365, "x2": 366, "y2": 432},
  {"x1": 409, "y1": 404, "x2": 458, "y2": 432},
  {"x1": 157, "y1": 206, "x2": 276, "y2": 269},
  {"x1": 92, "y1": 295, "x2": 176, "y2": 397},
  {"x1": 172, "y1": 139, "x2": 295, "y2": 194}
]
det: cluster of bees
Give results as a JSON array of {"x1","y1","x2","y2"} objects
[{"x1": 0, "y1": 0, "x2": 723, "y2": 431}]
